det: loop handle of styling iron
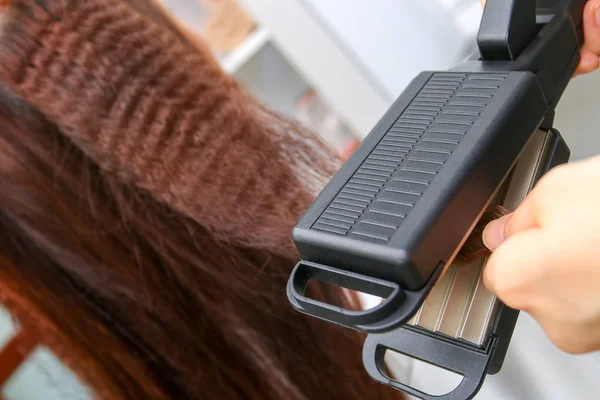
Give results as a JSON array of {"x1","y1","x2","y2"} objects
[
  {"x1": 362, "y1": 327, "x2": 494, "y2": 400},
  {"x1": 287, "y1": 261, "x2": 442, "y2": 333}
]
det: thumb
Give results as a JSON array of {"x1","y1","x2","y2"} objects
[
  {"x1": 482, "y1": 189, "x2": 542, "y2": 251},
  {"x1": 481, "y1": 212, "x2": 511, "y2": 251}
]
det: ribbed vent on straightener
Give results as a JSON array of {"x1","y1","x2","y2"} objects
[
  {"x1": 313, "y1": 74, "x2": 462, "y2": 238},
  {"x1": 312, "y1": 72, "x2": 508, "y2": 242}
]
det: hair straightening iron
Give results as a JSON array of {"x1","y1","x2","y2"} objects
[{"x1": 286, "y1": 0, "x2": 586, "y2": 399}]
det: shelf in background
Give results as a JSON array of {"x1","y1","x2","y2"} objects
[
  {"x1": 158, "y1": 0, "x2": 265, "y2": 74},
  {"x1": 234, "y1": 40, "x2": 309, "y2": 117},
  {"x1": 220, "y1": 28, "x2": 270, "y2": 74},
  {"x1": 157, "y1": 0, "x2": 362, "y2": 155},
  {"x1": 233, "y1": 40, "x2": 360, "y2": 156}
]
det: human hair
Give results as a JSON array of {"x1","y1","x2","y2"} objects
[{"x1": 0, "y1": 0, "x2": 403, "y2": 399}]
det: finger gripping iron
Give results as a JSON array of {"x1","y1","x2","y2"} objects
[{"x1": 286, "y1": 0, "x2": 584, "y2": 399}]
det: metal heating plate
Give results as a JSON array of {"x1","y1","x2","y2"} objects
[{"x1": 405, "y1": 128, "x2": 554, "y2": 346}]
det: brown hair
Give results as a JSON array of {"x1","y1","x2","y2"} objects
[
  {"x1": 0, "y1": 0, "x2": 403, "y2": 399},
  {"x1": 456, "y1": 204, "x2": 510, "y2": 264}
]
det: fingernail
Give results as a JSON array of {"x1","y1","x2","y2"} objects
[{"x1": 482, "y1": 214, "x2": 510, "y2": 251}]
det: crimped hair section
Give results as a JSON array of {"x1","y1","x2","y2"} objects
[{"x1": 0, "y1": 0, "x2": 330, "y2": 256}]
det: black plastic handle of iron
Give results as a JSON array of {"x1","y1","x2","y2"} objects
[
  {"x1": 286, "y1": 261, "x2": 442, "y2": 333},
  {"x1": 362, "y1": 327, "x2": 495, "y2": 400},
  {"x1": 468, "y1": 0, "x2": 587, "y2": 109},
  {"x1": 478, "y1": 0, "x2": 585, "y2": 61}
]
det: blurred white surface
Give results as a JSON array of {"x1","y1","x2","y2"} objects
[
  {"x1": 300, "y1": 0, "x2": 481, "y2": 99},
  {"x1": 3, "y1": 346, "x2": 94, "y2": 400},
  {"x1": 0, "y1": 306, "x2": 16, "y2": 349},
  {"x1": 555, "y1": 71, "x2": 600, "y2": 161}
]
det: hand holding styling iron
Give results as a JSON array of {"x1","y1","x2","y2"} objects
[{"x1": 483, "y1": 156, "x2": 600, "y2": 354}]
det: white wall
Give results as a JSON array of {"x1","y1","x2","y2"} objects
[
  {"x1": 555, "y1": 71, "x2": 600, "y2": 161},
  {"x1": 300, "y1": 0, "x2": 482, "y2": 99},
  {"x1": 235, "y1": 41, "x2": 311, "y2": 117}
]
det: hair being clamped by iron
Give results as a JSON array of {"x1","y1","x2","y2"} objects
[
  {"x1": 286, "y1": 0, "x2": 583, "y2": 399},
  {"x1": 456, "y1": 205, "x2": 510, "y2": 264}
]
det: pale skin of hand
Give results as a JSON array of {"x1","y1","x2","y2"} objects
[{"x1": 479, "y1": 1, "x2": 600, "y2": 354}]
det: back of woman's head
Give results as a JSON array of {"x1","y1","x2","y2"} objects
[{"x1": 0, "y1": 0, "x2": 402, "y2": 399}]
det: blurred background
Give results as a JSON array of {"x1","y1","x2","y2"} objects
[
  {"x1": 158, "y1": 0, "x2": 600, "y2": 162},
  {"x1": 2, "y1": 0, "x2": 600, "y2": 398},
  {"x1": 157, "y1": 0, "x2": 486, "y2": 159}
]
